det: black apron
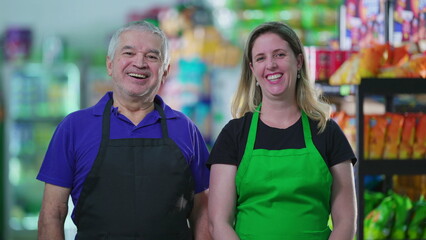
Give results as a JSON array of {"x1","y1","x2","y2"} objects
[{"x1": 74, "y1": 98, "x2": 194, "y2": 240}]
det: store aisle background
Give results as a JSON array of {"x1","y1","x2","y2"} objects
[
  {"x1": 1, "y1": 0, "x2": 425, "y2": 239},
  {"x1": 0, "y1": 0, "x2": 179, "y2": 54}
]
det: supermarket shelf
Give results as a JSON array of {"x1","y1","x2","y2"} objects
[
  {"x1": 355, "y1": 77, "x2": 426, "y2": 240},
  {"x1": 359, "y1": 160, "x2": 426, "y2": 175},
  {"x1": 358, "y1": 78, "x2": 426, "y2": 94},
  {"x1": 315, "y1": 81, "x2": 356, "y2": 96}
]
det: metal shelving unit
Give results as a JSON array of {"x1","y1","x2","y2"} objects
[{"x1": 355, "y1": 78, "x2": 426, "y2": 240}]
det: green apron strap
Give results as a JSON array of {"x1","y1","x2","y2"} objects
[
  {"x1": 236, "y1": 104, "x2": 261, "y2": 194},
  {"x1": 244, "y1": 104, "x2": 261, "y2": 153}
]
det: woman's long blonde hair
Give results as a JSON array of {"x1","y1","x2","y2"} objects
[{"x1": 231, "y1": 21, "x2": 331, "y2": 132}]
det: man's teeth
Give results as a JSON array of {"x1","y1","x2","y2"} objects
[
  {"x1": 267, "y1": 74, "x2": 282, "y2": 80},
  {"x1": 128, "y1": 73, "x2": 147, "y2": 79}
]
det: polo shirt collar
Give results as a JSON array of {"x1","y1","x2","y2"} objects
[{"x1": 93, "y1": 92, "x2": 178, "y2": 120}]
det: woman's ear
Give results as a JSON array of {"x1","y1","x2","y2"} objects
[{"x1": 297, "y1": 53, "x2": 303, "y2": 70}]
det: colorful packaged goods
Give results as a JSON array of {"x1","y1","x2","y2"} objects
[
  {"x1": 330, "y1": 43, "x2": 425, "y2": 86},
  {"x1": 364, "y1": 194, "x2": 396, "y2": 240},
  {"x1": 368, "y1": 115, "x2": 388, "y2": 159},
  {"x1": 389, "y1": 193, "x2": 413, "y2": 239},
  {"x1": 407, "y1": 196, "x2": 426, "y2": 239},
  {"x1": 399, "y1": 114, "x2": 417, "y2": 159},
  {"x1": 383, "y1": 113, "x2": 405, "y2": 159},
  {"x1": 413, "y1": 114, "x2": 426, "y2": 159}
]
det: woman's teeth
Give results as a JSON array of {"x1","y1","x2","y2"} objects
[{"x1": 267, "y1": 73, "x2": 282, "y2": 80}]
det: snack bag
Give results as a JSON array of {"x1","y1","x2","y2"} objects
[
  {"x1": 407, "y1": 196, "x2": 426, "y2": 239},
  {"x1": 369, "y1": 115, "x2": 387, "y2": 159},
  {"x1": 364, "y1": 190, "x2": 386, "y2": 215},
  {"x1": 413, "y1": 114, "x2": 426, "y2": 159},
  {"x1": 399, "y1": 114, "x2": 417, "y2": 159},
  {"x1": 383, "y1": 113, "x2": 404, "y2": 159},
  {"x1": 331, "y1": 111, "x2": 346, "y2": 129},
  {"x1": 364, "y1": 195, "x2": 395, "y2": 240},
  {"x1": 379, "y1": 54, "x2": 426, "y2": 78},
  {"x1": 390, "y1": 193, "x2": 413, "y2": 239},
  {"x1": 358, "y1": 43, "x2": 388, "y2": 78},
  {"x1": 329, "y1": 53, "x2": 361, "y2": 85},
  {"x1": 383, "y1": 44, "x2": 410, "y2": 68},
  {"x1": 342, "y1": 115, "x2": 356, "y2": 152}
]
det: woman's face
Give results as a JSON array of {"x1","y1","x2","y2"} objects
[{"x1": 250, "y1": 32, "x2": 302, "y2": 102}]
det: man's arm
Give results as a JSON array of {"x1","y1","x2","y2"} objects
[
  {"x1": 189, "y1": 189, "x2": 212, "y2": 240},
  {"x1": 38, "y1": 183, "x2": 71, "y2": 240}
]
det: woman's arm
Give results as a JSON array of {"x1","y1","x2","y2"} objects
[
  {"x1": 38, "y1": 183, "x2": 71, "y2": 240},
  {"x1": 208, "y1": 164, "x2": 240, "y2": 240},
  {"x1": 189, "y1": 189, "x2": 212, "y2": 240},
  {"x1": 329, "y1": 160, "x2": 357, "y2": 240}
]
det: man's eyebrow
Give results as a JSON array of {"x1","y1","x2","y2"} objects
[
  {"x1": 147, "y1": 49, "x2": 161, "y2": 56},
  {"x1": 120, "y1": 45, "x2": 161, "y2": 56},
  {"x1": 120, "y1": 45, "x2": 134, "y2": 51}
]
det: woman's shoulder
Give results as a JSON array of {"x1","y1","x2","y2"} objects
[{"x1": 223, "y1": 112, "x2": 253, "y2": 133}]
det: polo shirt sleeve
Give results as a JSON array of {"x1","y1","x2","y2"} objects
[
  {"x1": 36, "y1": 116, "x2": 74, "y2": 188},
  {"x1": 189, "y1": 124, "x2": 211, "y2": 194}
]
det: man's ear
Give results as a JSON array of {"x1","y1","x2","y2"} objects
[
  {"x1": 106, "y1": 56, "x2": 113, "y2": 76},
  {"x1": 161, "y1": 64, "x2": 171, "y2": 84}
]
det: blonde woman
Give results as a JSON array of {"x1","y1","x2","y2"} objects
[{"x1": 208, "y1": 21, "x2": 357, "y2": 240}]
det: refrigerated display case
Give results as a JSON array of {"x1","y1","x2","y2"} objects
[{"x1": 1, "y1": 62, "x2": 81, "y2": 240}]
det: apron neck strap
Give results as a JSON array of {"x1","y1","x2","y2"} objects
[
  {"x1": 301, "y1": 112, "x2": 312, "y2": 147},
  {"x1": 102, "y1": 97, "x2": 169, "y2": 139},
  {"x1": 245, "y1": 104, "x2": 261, "y2": 153},
  {"x1": 102, "y1": 98, "x2": 113, "y2": 140},
  {"x1": 154, "y1": 102, "x2": 169, "y2": 138},
  {"x1": 246, "y1": 104, "x2": 312, "y2": 150}
]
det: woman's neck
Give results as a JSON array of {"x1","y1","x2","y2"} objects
[{"x1": 259, "y1": 102, "x2": 301, "y2": 129}]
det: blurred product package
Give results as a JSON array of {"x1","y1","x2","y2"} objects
[{"x1": 3, "y1": 27, "x2": 32, "y2": 62}]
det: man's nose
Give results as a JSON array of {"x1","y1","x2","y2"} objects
[{"x1": 134, "y1": 53, "x2": 147, "y2": 68}]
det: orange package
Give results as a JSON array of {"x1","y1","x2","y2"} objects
[
  {"x1": 383, "y1": 113, "x2": 405, "y2": 159},
  {"x1": 358, "y1": 43, "x2": 388, "y2": 78},
  {"x1": 342, "y1": 115, "x2": 356, "y2": 152},
  {"x1": 331, "y1": 111, "x2": 347, "y2": 129},
  {"x1": 384, "y1": 44, "x2": 410, "y2": 67},
  {"x1": 368, "y1": 115, "x2": 388, "y2": 159},
  {"x1": 379, "y1": 54, "x2": 426, "y2": 78},
  {"x1": 364, "y1": 115, "x2": 371, "y2": 159},
  {"x1": 413, "y1": 114, "x2": 426, "y2": 159},
  {"x1": 398, "y1": 114, "x2": 417, "y2": 159}
]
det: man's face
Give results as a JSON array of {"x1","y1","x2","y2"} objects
[{"x1": 107, "y1": 29, "x2": 168, "y2": 101}]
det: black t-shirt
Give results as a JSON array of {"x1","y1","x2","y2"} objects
[{"x1": 207, "y1": 112, "x2": 357, "y2": 168}]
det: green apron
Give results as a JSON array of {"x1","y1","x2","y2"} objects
[{"x1": 235, "y1": 105, "x2": 333, "y2": 240}]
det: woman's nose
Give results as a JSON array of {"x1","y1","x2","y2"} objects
[{"x1": 266, "y1": 58, "x2": 277, "y2": 69}]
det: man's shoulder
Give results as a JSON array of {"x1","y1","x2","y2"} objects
[{"x1": 60, "y1": 106, "x2": 100, "y2": 128}]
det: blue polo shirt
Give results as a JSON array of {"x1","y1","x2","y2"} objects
[{"x1": 37, "y1": 92, "x2": 210, "y2": 220}]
